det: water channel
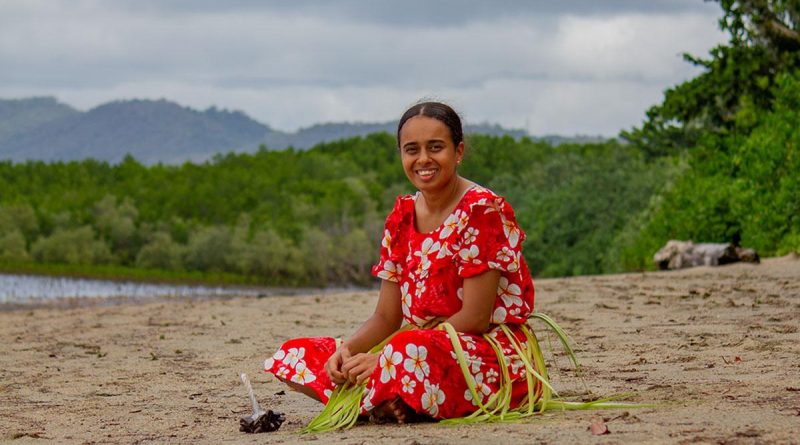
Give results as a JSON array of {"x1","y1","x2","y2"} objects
[{"x1": 0, "y1": 273, "x2": 265, "y2": 305}]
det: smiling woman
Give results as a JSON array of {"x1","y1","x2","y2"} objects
[
  {"x1": 262, "y1": 101, "x2": 552, "y2": 426},
  {"x1": 397, "y1": 102, "x2": 464, "y2": 199}
]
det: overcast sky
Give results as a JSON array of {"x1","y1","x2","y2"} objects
[{"x1": 0, "y1": 1, "x2": 726, "y2": 136}]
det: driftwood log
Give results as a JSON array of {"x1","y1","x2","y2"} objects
[{"x1": 654, "y1": 240, "x2": 760, "y2": 270}]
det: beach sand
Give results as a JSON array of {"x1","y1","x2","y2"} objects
[{"x1": 1, "y1": 255, "x2": 798, "y2": 444}]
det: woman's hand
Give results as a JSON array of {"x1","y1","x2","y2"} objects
[
  {"x1": 341, "y1": 352, "x2": 379, "y2": 385},
  {"x1": 324, "y1": 280, "x2": 403, "y2": 386},
  {"x1": 324, "y1": 345, "x2": 352, "y2": 385}
]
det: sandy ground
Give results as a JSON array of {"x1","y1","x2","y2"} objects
[{"x1": 1, "y1": 255, "x2": 799, "y2": 444}]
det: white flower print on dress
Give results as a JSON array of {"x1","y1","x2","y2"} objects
[
  {"x1": 414, "y1": 280, "x2": 427, "y2": 298},
  {"x1": 489, "y1": 248, "x2": 519, "y2": 272},
  {"x1": 461, "y1": 335, "x2": 477, "y2": 351},
  {"x1": 485, "y1": 368, "x2": 499, "y2": 384},
  {"x1": 361, "y1": 386, "x2": 376, "y2": 412},
  {"x1": 323, "y1": 389, "x2": 333, "y2": 399},
  {"x1": 456, "y1": 287, "x2": 464, "y2": 301},
  {"x1": 497, "y1": 277, "x2": 523, "y2": 307},
  {"x1": 463, "y1": 372, "x2": 492, "y2": 406},
  {"x1": 283, "y1": 347, "x2": 305, "y2": 367},
  {"x1": 462, "y1": 227, "x2": 479, "y2": 244},
  {"x1": 381, "y1": 229, "x2": 393, "y2": 254},
  {"x1": 506, "y1": 253, "x2": 520, "y2": 272},
  {"x1": 400, "y1": 282, "x2": 412, "y2": 318},
  {"x1": 290, "y1": 361, "x2": 316, "y2": 384},
  {"x1": 459, "y1": 245, "x2": 480, "y2": 264},
  {"x1": 379, "y1": 344, "x2": 403, "y2": 383},
  {"x1": 403, "y1": 343, "x2": 431, "y2": 381},
  {"x1": 491, "y1": 306, "x2": 507, "y2": 324},
  {"x1": 421, "y1": 380, "x2": 446, "y2": 417},
  {"x1": 377, "y1": 260, "x2": 402, "y2": 282},
  {"x1": 414, "y1": 238, "x2": 441, "y2": 259},
  {"x1": 457, "y1": 211, "x2": 469, "y2": 231},
  {"x1": 449, "y1": 349, "x2": 481, "y2": 373},
  {"x1": 436, "y1": 241, "x2": 453, "y2": 259},
  {"x1": 509, "y1": 355, "x2": 526, "y2": 375},
  {"x1": 414, "y1": 256, "x2": 432, "y2": 279},
  {"x1": 496, "y1": 247, "x2": 515, "y2": 263},
  {"x1": 264, "y1": 349, "x2": 286, "y2": 370},
  {"x1": 401, "y1": 375, "x2": 417, "y2": 394},
  {"x1": 276, "y1": 367, "x2": 290, "y2": 379},
  {"x1": 439, "y1": 209, "x2": 466, "y2": 239},
  {"x1": 469, "y1": 356, "x2": 484, "y2": 374},
  {"x1": 501, "y1": 215, "x2": 520, "y2": 248}
]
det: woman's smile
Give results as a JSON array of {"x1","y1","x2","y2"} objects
[{"x1": 415, "y1": 167, "x2": 438, "y2": 181}]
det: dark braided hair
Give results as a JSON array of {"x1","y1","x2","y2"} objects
[{"x1": 397, "y1": 101, "x2": 464, "y2": 149}]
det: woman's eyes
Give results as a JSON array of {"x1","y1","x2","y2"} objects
[{"x1": 403, "y1": 145, "x2": 443, "y2": 154}]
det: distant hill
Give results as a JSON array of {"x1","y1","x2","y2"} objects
[
  {"x1": 0, "y1": 98, "x2": 274, "y2": 163},
  {"x1": 0, "y1": 97, "x2": 79, "y2": 143},
  {"x1": 0, "y1": 97, "x2": 607, "y2": 163}
]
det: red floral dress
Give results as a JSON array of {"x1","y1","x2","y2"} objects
[{"x1": 264, "y1": 186, "x2": 536, "y2": 419}]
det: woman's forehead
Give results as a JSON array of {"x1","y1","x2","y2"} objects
[{"x1": 399, "y1": 116, "x2": 451, "y2": 143}]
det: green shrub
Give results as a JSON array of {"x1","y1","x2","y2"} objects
[
  {"x1": 30, "y1": 226, "x2": 112, "y2": 265},
  {"x1": 0, "y1": 229, "x2": 29, "y2": 262},
  {"x1": 182, "y1": 225, "x2": 232, "y2": 272},
  {"x1": 136, "y1": 232, "x2": 185, "y2": 270}
]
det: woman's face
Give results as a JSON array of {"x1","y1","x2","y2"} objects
[{"x1": 398, "y1": 115, "x2": 464, "y2": 194}]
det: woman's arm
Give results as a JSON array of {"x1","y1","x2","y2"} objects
[
  {"x1": 444, "y1": 269, "x2": 501, "y2": 335},
  {"x1": 325, "y1": 279, "x2": 404, "y2": 384}
]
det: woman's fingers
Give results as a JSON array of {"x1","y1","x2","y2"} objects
[
  {"x1": 354, "y1": 367, "x2": 372, "y2": 385},
  {"x1": 341, "y1": 353, "x2": 364, "y2": 377},
  {"x1": 342, "y1": 353, "x2": 379, "y2": 384},
  {"x1": 325, "y1": 351, "x2": 347, "y2": 384}
]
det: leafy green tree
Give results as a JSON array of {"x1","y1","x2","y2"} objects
[
  {"x1": 183, "y1": 225, "x2": 233, "y2": 272},
  {"x1": 232, "y1": 229, "x2": 305, "y2": 283},
  {"x1": 0, "y1": 230, "x2": 29, "y2": 262},
  {"x1": 617, "y1": 71, "x2": 800, "y2": 267},
  {"x1": 331, "y1": 228, "x2": 376, "y2": 285},
  {"x1": 0, "y1": 204, "x2": 39, "y2": 243},
  {"x1": 93, "y1": 194, "x2": 141, "y2": 264},
  {"x1": 136, "y1": 231, "x2": 185, "y2": 270},
  {"x1": 623, "y1": 0, "x2": 800, "y2": 157},
  {"x1": 30, "y1": 226, "x2": 112, "y2": 265},
  {"x1": 299, "y1": 227, "x2": 334, "y2": 285}
]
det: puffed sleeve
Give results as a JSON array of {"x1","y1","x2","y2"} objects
[
  {"x1": 456, "y1": 196, "x2": 525, "y2": 278},
  {"x1": 371, "y1": 196, "x2": 409, "y2": 282}
]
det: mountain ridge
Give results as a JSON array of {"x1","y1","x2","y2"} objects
[{"x1": 0, "y1": 97, "x2": 607, "y2": 164}]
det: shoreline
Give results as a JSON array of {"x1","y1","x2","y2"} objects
[
  {"x1": 0, "y1": 271, "x2": 373, "y2": 310},
  {"x1": 1, "y1": 255, "x2": 798, "y2": 443}
]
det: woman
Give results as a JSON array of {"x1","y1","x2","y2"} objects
[{"x1": 264, "y1": 101, "x2": 538, "y2": 424}]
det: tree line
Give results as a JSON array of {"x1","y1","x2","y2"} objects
[{"x1": 0, "y1": 133, "x2": 667, "y2": 285}]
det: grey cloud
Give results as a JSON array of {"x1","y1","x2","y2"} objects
[
  {"x1": 0, "y1": 0, "x2": 725, "y2": 135},
  {"x1": 116, "y1": 0, "x2": 720, "y2": 26}
]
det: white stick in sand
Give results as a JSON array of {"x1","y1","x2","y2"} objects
[{"x1": 240, "y1": 373, "x2": 265, "y2": 419}]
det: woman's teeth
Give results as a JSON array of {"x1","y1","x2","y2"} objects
[{"x1": 417, "y1": 169, "x2": 436, "y2": 177}]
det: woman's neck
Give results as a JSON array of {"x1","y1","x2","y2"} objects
[{"x1": 419, "y1": 176, "x2": 464, "y2": 214}]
